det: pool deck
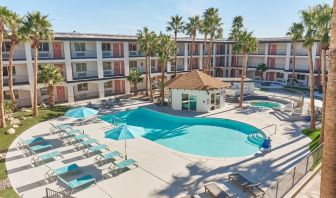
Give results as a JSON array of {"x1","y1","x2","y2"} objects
[{"x1": 6, "y1": 101, "x2": 312, "y2": 198}]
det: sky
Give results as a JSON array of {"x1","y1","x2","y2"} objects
[{"x1": 0, "y1": 0, "x2": 333, "y2": 38}]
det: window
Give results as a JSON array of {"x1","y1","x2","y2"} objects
[
  {"x1": 3, "y1": 66, "x2": 16, "y2": 76},
  {"x1": 129, "y1": 43, "x2": 137, "y2": 51},
  {"x1": 276, "y1": 73, "x2": 284, "y2": 78},
  {"x1": 102, "y1": 43, "x2": 111, "y2": 51},
  {"x1": 4, "y1": 90, "x2": 19, "y2": 100},
  {"x1": 77, "y1": 83, "x2": 88, "y2": 92},
  {"x1": 129, "y1": 61, "x2": 137, "y2": 68},
  {"x1": 103, "y1": 62, "x2": 112, "y2": 70},
  {"x1": 104, "y1": 81, "x2": 113, "y2": 88},
  {"x1": 2, "y1": 42, "x2": 10, "y2": 52},
  {"x1": 38, "y1": 42, "x2": 49, "y2": 52},
  {"x1": 297, "y1": 74, "x2": 305, "y2": 80},
  {"x1": 74, "y1": 43, "x2": 86, "y2": 51},
  {"x1": 76, "y1": 63, "x2": 87, "y2": 72},
  {"x1": 40, "y1": 87, "x2": 48, "y2": 96}
]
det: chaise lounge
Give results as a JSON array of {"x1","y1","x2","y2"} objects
[
  {"x1": 108, "y1": 159, "x2": 138, "y2": 175},
  {"x1": 58, "y1": 174, "x2": 96, "y2": 194},
  {"x1": 228, "y1": 173, "x2": 265, "y2": 197},
  {"x1": 44, "y1": 163, "x2": 80, "y2": 181},
  {"x1": 204, "y1": 183, "x2": 238, "y2": 198},
  {"x1": 31, "y1": 150, "x2": 62, "y2": 166}
]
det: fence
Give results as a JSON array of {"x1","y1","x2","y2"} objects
[
  {"x1": 45, "y1": 188, "x2": 74, "y2": 198},
  {"x1": 263, "y1": 143, "x2": 323, "y2": 198}
]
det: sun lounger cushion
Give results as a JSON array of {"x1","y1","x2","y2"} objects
[
  {"x1": 73, "y1": 134, "x2": 89, "y2": 141},
  {"x1": 30, "y1": 142, "x2": 52, "y2": 152},
  {"x1": 80, "y1": 138, "x2": 98, "y2": 146},
  {"x1": 101, "y1": 151, "x2": 121, "y2": 160},
  {"x1": 58, "y1": 124, "x2": 72, "y2": 130},
  {"x1": 67, "y1": 175, "x2": 96, "y2": 189},
  {"x1": 116, "y1": 159, "x2": 137, "y2": 169},
  {"x1": 24, "y1": 137, "x2": 45, "y2": 145},
  {"x1": 38, "y1": 151, "x2": 61, "y2": 161},
  {"x1": 54, "y1": 163, "x2": 80, "y2": 176},
  {"x1": 229, "y1": 173, "x2": 252, "y2": 187},
  {"x1": 66, "y1": 129, "x2": 81, "y2": 136},
  {"x1": 89, "y1": 144, "x2": 108, "y2": 152}
]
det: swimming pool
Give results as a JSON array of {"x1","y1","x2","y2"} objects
[
  {"x1": 250, "y1": 100, "x2": 281, "y2": 109},
  {"x1": 100, "y1": 108, "x2": 265, "y2": 158}
]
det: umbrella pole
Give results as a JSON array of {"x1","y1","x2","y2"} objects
[
  {"x1": 82, "y1": 119, "x2": 84, "y2": 134},
  {"x1": 125, "y1": 139, "x2": 127, "y2": 159}
]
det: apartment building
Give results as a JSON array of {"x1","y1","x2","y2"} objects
[{"x1": 2, "y1": 32, "x2": 324, "y2": 107}]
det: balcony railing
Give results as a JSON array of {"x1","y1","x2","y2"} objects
[
  {"x1": 291, "y1": 49, "x2": 308, "y2": 56},
  {"x1": 177, "y1": 49, "x2": 185, "y2": 56},
  {"x1": 32, "y1": 51, "x2": 65, "y2": 60},
  {"x1": 129, "y1": 67, "x2": 146, "y2": 74},
  {"x1": 2, "y1": 50, "x2": 26, "y2": 61},
  {"x1": 171, "y1": 65, "x2": 185, "y2": 71},
  {"x1": 71, "y1": 50, "x2": 97, "y2": 59},
  {"x1": 3, "y1": 75, "x2": 29, "y2": 86},
  {"x1": 129, "y1": 51, "x2": 145, "y2": 57},
  {"x1": 103, "y1": 70, "x2": 125, "y2": 77},
  {"x1": 102, "y1": 51, "x2": 123, "y2": 58},
  {"x1": 74, "y1": 91, "x2": 99, "y2": 101},
  {"x1": 269, "y1": 49, "x2": 287, "y2": 56},
  {"x1": 250, "y1": 49, "x2": 265, "y2": 55},
  {"x1": 73, "y1": 70, "x2": 98, "y2": 80},
  {"x1": 104, "y1": 89, "x2": 126, "y2": 97}
]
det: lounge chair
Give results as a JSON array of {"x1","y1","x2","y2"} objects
[
  {"x1": 204, "y1": 183, "x2": 238, "y2": 198},
  {"x1": 17, "y1": 137, "x2": 45, "y2": 149},
  {"x1": 260, "y1": 138, "x2": 272, "y2": 152},
  {"x1": 94, "y1": 150, "x2": 122, "y2": 164},
  {"x1": 31, "y1": 150, "x2": 62, "y2": 165},
  {"x1": 59, "y1": 129, "x2": 81, "y2": 139},
  {"x1": 75, "y1": 138, "x2": 98, "y2": 150},
  {"x1": 109, "y1": 159, "x2": 138, "y2": 174},
  {"x1": 49, "y1": 122, "x2": 72, "y2": 134},
  {"x1": 24, "y1": 142, "x2": 53, "y2": 155},
  {"x1": 58, "y1": 174, "x2": 96, "y2": 194},
  {"x1": 83, "y1": 144, "x2": 109, "y2": 156},
  {"x1": 64, "y1": 133, "x2": 89, "y2": 145},
  {"x1": 228, "y1": 173, "x2": 265, "y2": 197},
  {"x1": 44, "y1": 163, "x2": 80, "y2": 181}
]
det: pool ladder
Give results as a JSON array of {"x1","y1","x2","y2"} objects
[{"x1": 247, "y1": 124, "x2": 277, "y2": 146}]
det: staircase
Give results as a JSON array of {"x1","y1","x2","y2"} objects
[
  {"x1": 271, "y1": 109, "x2": 293, "y2": 121},
  {"x1": 247, "y1": 132, "x2": 266, "y2": 147},
  {"x1": 45, "y1": 188, "x2": 74, "y2": 198}
]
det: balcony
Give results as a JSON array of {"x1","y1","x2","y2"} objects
[
  {"x1": 74, "y1": 91, "x2": 99, "y2": 101},
  {"x1": 32, "y1": 51, "x2": 65, "y2": 60},
  {"x1": 2, "y1": 50, "x2": 26, "y2": 61},
  {"x1": 103, "y1": 70, "x2": 124, "y2": 77},
  {"x1": 71, "y1": 50, "x2": 97, "y2": 59},
  {"x1": 105, "y1": 89, "x2": 126, "y2": 97},
  {"x1": 273, "y1": 64, "x2": 285, "y2": 70},
  {"x1": 269, "y1": 49, "x2": 286, "y2": 56},
  {"x1": 73, "y1": 70, "x2": 98, "y2": 80},
  {"x1": 3, "y1": 75, "x2": 29, "y2": 86},
  {"x1": 129, "y1": 67, "x2": 146, "y2": 74},
  {"x1": 102, "y1": 51, "x2": 123, "y2": 58},
  {"x1": 129, "y1": 51, "x2": 145, "y2": 57},
  {"x1": 250, "y1": 49, "x2": 265, "y2": 55}
]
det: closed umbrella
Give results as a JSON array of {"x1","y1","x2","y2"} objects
[
  {"x1": 65, "y1": 107, "x2": 98, "y2": 133},
  {"x1": 104, "y1": 124, "x2": 145, "y2": 159}
]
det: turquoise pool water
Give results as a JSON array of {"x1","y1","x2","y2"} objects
[
  {"x1": 250, "y1": 101, "x2": 281, "y2": 109},
  {"x1": 100, "y1": 108, "x2": 263, "y2": 158}
]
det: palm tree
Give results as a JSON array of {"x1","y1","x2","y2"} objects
[
  {"x1": 6, "y1": 11, "x2": 23, "y2": 104},
  {"x1": 301, "y1": 8, "x2": 317, "y2": 130},
  {"x1": 156, "y1": 33, "x2": 176, "y2": 104},
  {"x1": 202, "y1": 8, "x2": 223, "y2": 75},
  {"x1": 256, "y1": 63, "x2": 268, "y2": 81},
  {"x1": 200, "y1": 9, "x2": 212, "y2": 72},
  {"x1": 236, "y1": 31, "x2": 258, "y2": 108},
  {"x1": 38, "y1": 64, "x2": 63, "y2": 106},
  {"x1": 229, "y1": 16, "x2": 244, "y2": 78},
  {"x1": 127, "y1": 70, "x2": 143, "y2": 96},
  {"x1": 320, "y1": 1, "x2": 336, "y2": 196},
  {"x1": 286, "y1": 22, "x2": 304, "y2": 86},
  {"x1": 0, "y1": 6, "x2": 11, "y2": 128},
  {"x1": 184, "y1": 16, "x2": 201, "y2": 70},
  {"x1": 21, "y1": 11, "x2": 53, "y2": 117},
  {"x1": 137, "y1": 27, "x2": 156, "y2": 101},
  {"x1": 314, "y1": 4, "x2": 332, "y2": 143},
  {"x1": 166, "y1": 15, "x2": 184, "y2": 78}
]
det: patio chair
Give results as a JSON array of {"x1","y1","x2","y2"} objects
[
  {"x1": 83, "y1": 144, "x2": 109, "y2": 156},
  {"x1": 57, "y1": 174, "x2": 96, "y2": 194},
  {"x1": 228, "y1": 173, "x2": 265, "y2": 198},
  {"x1": 31, "y1": 150, "x2": 62, "y2": 166},
  {"x1": 17, "y1": 136, "x2": 45, "y2": 149},
  {"x1": 64, "y1": 133, "x2": 89, "y2": 145},
  {"x1": 108, "y1": 159, "x2": 138, "y2": 175},
  {"x1": 59, "y1": 129, "x2": 81, "y2": 139},
  {"x1": 75, "y1": 138, "x2": 98, "y2": 150},
  {"x1": 24, "y1": 142, "x2": 53, "y2": 155},
  {"x1": 204, "y1": 183, "x2": 238, "y2": 198},
  {"x1": 44, "y1": 163, "x2": 80, "y2": 181},
  {"x1": 94, "y1": 150, "x2": 122, "y2": 164},
  {"x1": 260, "y1": 138, "x2": 272, "y2": 152}
]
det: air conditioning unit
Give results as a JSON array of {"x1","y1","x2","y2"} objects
[
  {"x1": 38, "y1": 52, "x2": 49, "y2": 58},
  {"x1": 77, "y1": 71, "x2": 87, "y2": 78},
  {"x1": 76, "y1": 52, "x2": 85, "y2": 57}
]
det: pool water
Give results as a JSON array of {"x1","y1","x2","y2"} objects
[
  {"x1": 100, "y1": 108, "x2": 264, "y2": 158},
  {"x1": 250, "y1": 101, "x2": 280, "y2": 109}
]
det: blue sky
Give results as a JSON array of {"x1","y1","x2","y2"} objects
[{"x1": 0, "y1": 0, "x2": 332, "y2": 38}]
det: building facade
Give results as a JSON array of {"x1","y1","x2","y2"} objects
[{"x1": 2, "y1": 32, "x2": 325, "y2": 107}]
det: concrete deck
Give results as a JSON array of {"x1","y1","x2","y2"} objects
[{"x1": 6, "y1": 100, "x2": 312, "y2": 198}]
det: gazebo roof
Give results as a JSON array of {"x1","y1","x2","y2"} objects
[{"x1": 166, "y1": 70, "x2": 230, "y2": 91}]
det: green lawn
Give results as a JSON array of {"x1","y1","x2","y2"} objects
[
  {"x1": 0, "y1": 106, "x2": 69, "y2": 198},
  {"x1": 302, "y1": 128, "x2": 321, "y2": 151}
]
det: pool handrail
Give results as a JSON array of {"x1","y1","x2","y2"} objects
[{"x1": 251, "y1": 124, "x2": 277, "y2": 137}]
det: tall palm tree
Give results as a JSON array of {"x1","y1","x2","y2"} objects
[
  {"x1": 156, "y1": 33, "x2": 176, "y2": 104},
  {"x1": 286, "y1": 22, "x2": 304, "y2": 86},
  {"x1": 166, "y1": 15, "x2": 184, "y2": 78},
  {"x1": 38, "y1": 64, "x2": 63, "y2": 106},
  {"x1": 127, "y1": 70, "x2": 143, "y2": 96},
  {"x1": 202, "y1": 8, "x2": 223, "y2": 75},
  {"x1": 229, "y1": 16, "x2": 244, "y2": 78},
  {"x1": 301, "y1": 8, "x2": 317, "y2": 130},
  {"x1": 200, "y1": 9, "x2": 212, "y2": 72},
  {"x1": 236, "y1": 31, "x2": 258, "y2": 108},
  {"x1": 0, "y1": 6, "x2": 11, "y2": 128},
  {"x1": 21, "y1": 11, "x2": 53, "y2": 117},
  {"x1": 314, "y1": 4, "x2": 332, "y2": 143},
  {"x1": 137, "y1": 27, "x2": 156, "y2": 101},
  {"x1": 184, "y1": 16, "x2": 201, "y2": 70},
  {"x1": 320, "y1": 1, "x2": 336, "y2": 196},
  {"x1": 6, "y1": 11, "x2": 23, "y2": 104}
]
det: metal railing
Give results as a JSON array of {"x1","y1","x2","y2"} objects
[
  {"x1": 251, "y1": 49, "x2": 266, "y2": 55},
  {"x1": 130, "y1": 67, "x2": 146, "y2": 74},
  {"x1": 250, "y1": 124, "x2": 277, "y2": 137},
  {"x1": 105, "y1": 90, "x2": 126, "y2": 97},
  {"x1": 2, "y1": 50, "x2": 26, "y2": 60},
  {"x1": 264, "y1": 144, "x2": 323, "y2": 198},
  {"x1": 3, "y1": 75, "x2": 29, "y2": 85},
  {"x1": 102, "y1": 51, "x2": 124, "y2": 58},
  {"x1": 32, "y1": 50, "x2": 65, "y2": 59},
  {"x1": 72, "y1": 70, "x2": 98, "y2": 80},
  {"x1": 269, "y1": 49, "x2": 287, "y2": 56},
  {"x1": 129, "y1": 51, "x2": 145, "y2": 57},
  {"x1": 74, "y1": 91, "x2": 99, "y2": 101},
  {"x1": 291, "y1": 49, "x2": 308, "y2": 56},
  {"x1": 45, "y1": 188, "x2": 75, "y2": 198},
  {"x1": 71, "y1": 50, "x2": 97, "y2": 59}
]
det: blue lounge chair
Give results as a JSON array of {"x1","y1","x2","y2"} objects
[
  {"x1": 25, "y1": 142, "x2": 53, "y2": 155},
  {"x1": 261, "y1": 138, "x2": 272, "y2": 152},
  {"x1": 49, "y1": 122, "x2": 72, "y2": 134},
  {"x1": 58, "y1": 174, "x2": 96, "y2": 194},
  {"x1": 94, "y1": 150, "x2": 122, "y2": 164},
  {"x1": 109, "y1": 159, "x2": 138, "y2": 174},
  {"x1": 44, "y1": 163, "x2": 80, "y2": 181},
  {"x1": 17, "y1": 137, "x2": 45, "y2": 149},
  {"x1": 76, "y1": 138, "x2": 98, "y2": 150},
  {"x1": 31, "y1": 150, "x2": 62, "y2": 165},
  {"x1": 64, "y1": 133, "x2": 88, "y2": 145},
  {"x1": 59, "y1": 129, "x2": 81, "y2": 139},
  {"x1": 83, "y1": 144, "x2": 109, "y2": 155}
]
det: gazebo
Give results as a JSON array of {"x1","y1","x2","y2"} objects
[{"x1": 166, "y1": 70, "x2": 230, "y2": 112}]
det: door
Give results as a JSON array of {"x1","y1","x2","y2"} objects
[
  {"x1": 115, "y1": 80, "x2": 121, "y2": 93},
  {"x1": 56, "y1": 86, "x2": 65, "y2": 101},
  {"x1": 114, "y1": 61, "x2": 121, "y2": 75},
  {"x1": 189, "y1": 95, "x2": 197, "y2": 111},
  {"x1": 181, "y1": 94, "x2": 189, "y2": 110},
  {"x1": 53, "y1": 42, "x2": 62, "y2": 59}
]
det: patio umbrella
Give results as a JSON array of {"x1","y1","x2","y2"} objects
[
  {"x1": 104, "y1": 124, "x2": 145, "y2": 159},
  {"x1": 65, "y1": 107, "x2": 98, "y2": 133}
]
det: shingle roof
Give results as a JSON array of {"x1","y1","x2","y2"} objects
[{"x1": 166, "y1": 70, "x2": 230, "y2": 90}]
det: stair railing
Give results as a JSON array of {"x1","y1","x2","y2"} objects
[{"x1": 250, "y1": 123, "x2": 277, "y2": 137}]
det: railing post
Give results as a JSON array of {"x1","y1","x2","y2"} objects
[
  {"x1": 275, "y1": 181, "x2": 279, "y2": 198},
  {"x1": 292, "y1": 166, "x2": 296, "y2": 187}
]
